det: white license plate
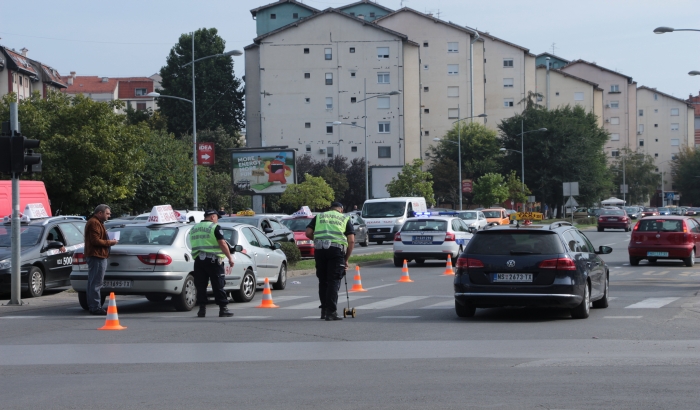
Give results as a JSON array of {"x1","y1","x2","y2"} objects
[
  {"x1": 647, "y1": 251, "x2": 668, "y2": 257},
  {"x1": 608, "y1": 218, "x2": 617, "y2": 221},
  {"x1": 374, "y1": 235, "x2": 386, "y2": 238},
  {"x1": 103, "y1": 280, "x2": 132, "y2": 288},
  {"x1": 412, "y1": 236, "x2": 433, "y2": 244},
  {"x1": 493, "y1": 273, "x2": 533, "y2": 282}
]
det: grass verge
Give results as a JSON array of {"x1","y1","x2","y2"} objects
[{"x1": 290, "y1": 251, "x2": 394, "y2": 271}]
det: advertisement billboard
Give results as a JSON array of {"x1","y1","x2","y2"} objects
[{"x1": 231, "y1": 149, "x2": 296, "y2": 195}]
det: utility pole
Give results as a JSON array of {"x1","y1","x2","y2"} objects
[{"x1": 8, "y1": 102, "x2": 21, "y2": 305}]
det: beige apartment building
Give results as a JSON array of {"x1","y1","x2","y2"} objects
[
  {"x1": 0, "y1": 46, "x2": 67, "y2": 101},
  {"x1": 635, "y1": 86, "x2": 694, "y2": 191},
  {"x1": 535, "y1": 66, "x2": 604, "y2": 128},
  {"x1": 244, "y1": 8, "x2": 421, "y2": 166}
]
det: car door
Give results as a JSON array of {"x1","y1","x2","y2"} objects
[
  {"x1": 41, "y1": 225, "x2": 68, "y2": 286},
  {"x1": 269, "y1": 218, "x2": 289, "y2": 243},
  {"x1": 354, "y1": 215, "x2": 367, "y2": 243},
  {"x1": 252, "y1": 227, "x2": 283, "y2": 279},
  {"x1": 454, "y1": 219, "x2": 472, "y2": 252},
  {"x1": 688, "y1": 219, "x2": 700, "y2": 250},
  {"x1": 240, "y1": 227, "x2": 273, "y2": 279},
  {"x1": 571, "y1": 230, "x2": 603, "y2": 299}
]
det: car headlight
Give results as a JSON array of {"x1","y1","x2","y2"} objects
[
  {"x1": 296, "y1": 240, "x2": 313, "y2": 245},
  {"x1": 0, "y1": 259, "x2": 10, "y2": 270},
  {"x1": 468, "y1": 222, "x2": 477, "y2": 227}
]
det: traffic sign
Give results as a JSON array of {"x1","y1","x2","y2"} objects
[
  {"x1": 197, "y1": 143, "x2": 215, "y2": 166},
  {"x1": 462, "y1": 179, "x2": 472, "y2": 193}
]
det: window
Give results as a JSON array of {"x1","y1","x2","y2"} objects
[
  {"x1": 504, "y1": 98, "x2": 514, "y2": 107},
  {"x1": 503, "y1": 59, "x2": 514, "y2": 67},
  {"x1": 447, "y1": 64, "x2": 459, "y2": 75},
  {"x1": 654, "y1": 123, "x2": 658, "y2": 127},
  {"x1": 378, "y1": 122, "x2": 390, "y2": 133},
  {"x1": 242, "y1": 228, "x2": 260, "y2": 247},
  {"x1": 304, "y1": 73, "x2": 310, "y2": 79},
  {"x1": 574, "y1": 92, "x2": 584, "y2": 101},
  {"x1": 671, "y1": 139, "x2": 680, "y2": 146},
  {"x1": 671, "y1": 108, "x2": 679, "y2": 116},
  {"x1": 327, "y1": 147, "x2": 334, "y2": 158},
  {"x1": 654, "y1": 93, "x2": 658, "y2": 100},
  {"x1": 305, "y1": 97, "x2": 310, "y2": 103},
  {"x1": 378, "y1": 146, "x2": 391, "y2": 158},
  {"x1": 351, "y1": 97, "x2": 356, "y2": 103},
  {"x1": 424, "y1": 108, "x2": 430, "y2": 114},
  {"x1": 326, "y1": 123, "x2": 334, "y2": 134},
  {"x1": 424, "y1": 131, "x2": 429, "y2": 136},
  {"x1": 655, "y1": 153, "x2": 659, "y2": 157},
  {"x1": 610, "y1": 101, "x2": 619, "y2": 108},
  {"x1": 293, "y1": 12, "x2": 299, "y2": 18},
  {"x1": 639, "y1": 139, "x2": 644, "y2": 147},
  {"x1": 610, "y1": 84, "x2": 619, "y2": 92},
  {"x1": 350, "y1": 72, "x2": 356, "y2": 77},
  {"x1": 306, "y1": 144, "x2": 311, "y2": 152},
  {"x1": 377, "y1": 47, "x2": 389, "y2": 59},
  {"x1": 135, "y1": 88, "x2": 147, "y2": 96},
  {"x1": 671, "y1": 123, "x2": 679, "y2": 131},
  {"x1": 326, "y1": 97, "x2": 333, "y2": 109},
  {"x1": 638, "y1": 124, "x2": 644, "y2": 133},
  {"x1": 611, "y1": 150, "x2": 619, "y2": 157},
  {"x1": 448, "y1": 108, "x2": 459, "y2": 119},
  {"x1": 369, "y1": 12, "x2": 375, "y2": 17},
  {"x1": 503, "y1": 78, "x2": 514, "y2": 88},
  {"x1": 638, "y1": 109, "x2": 644, "y2": 116},
  {"x1": 136, "y1": 102, "x2": 146, "y2": 111},
  {"x1": 655, "y1": 109, "x2": 658, "y2": 113},
  {"x1": 350, "y1": 47, "x2": 355, "y2": 53},
  {"x1": 611, "y1": 133, "x2": 620, "y2": 141},
  {"x1": 377, "y1": 97, "x2": 390, "y2": 109},
  {"x1": 351, "y1": 146, "x2": 358, "y2": 152},
  {"x1": 423, "y1": 42, "x2": 429, "y2": 47},
  {"x1": 423, "y1": 86, "x2": 429, "y2": 92},
  {"x1": 325, "y1": 48, "x2": 332, "y2": 60},
  {"x1": 610, "y1": 117, "x2": 620, "y2": 125},
  {"x1": 423, "y1": 64, "x2": 429, "y2": 70},
  {"x1": 270, "y1": 13, "x2": 276, "y2": 19},
  {"x1": 447, "y1": 86, "x2": 459, "y2": 97},
  {"x1": 304, "y1": 48, "x2": 309, "y2": 54},
  {"x1": 448, "y1": 42, "x2": 459, "y2": 53},
  {"x1": 325, "y1": 73, "x2": 333, "y2": 85},
  {"x1": 377, "y1": 72, "x2": 390, "y2": 84}
]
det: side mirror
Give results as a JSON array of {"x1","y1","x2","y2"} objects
[
  {"x1": 264, "y1": 227, "x2": 274, "y2": 234},
  {"x1": 233, "y1": 244, "x2": 243, "y2": 253},
  {"x1": 273, "y1": 242, "x2": 282, "y2": 250},
  {"x1": 596, "y1": 245, "x2": 613, "y2": 254},
  {"x1": 353, "y1": 222, "x2": 360, "y2": 226},
  {"x1": 44, "y1": 241, "x2": 64, "y2": 252},
  {"x1": 467, "y1": 227, "x2": 477, "y2": 234}
]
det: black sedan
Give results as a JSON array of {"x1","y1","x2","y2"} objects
[
  {"x1": 219, "y1": 215, "x2": 294, "y2": 243},
  {"x1": 0, "y1": 216, "x2": 86, "y2": 297}
]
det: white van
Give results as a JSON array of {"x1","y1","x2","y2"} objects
[{"x1": 361, "y1": 197, "x2": 427, "y2": 244}]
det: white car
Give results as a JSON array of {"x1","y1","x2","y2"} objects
[
  {"x1": 392, "y1": 216, "x2": 474, "y2": 266},
  {"x1": 457, "y1": 210, "x2": 488, "y2": 230}
]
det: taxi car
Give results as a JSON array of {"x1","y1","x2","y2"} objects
[
  {"x1": 628, "y1": 216, "x2": 700, "y2": 267},
  {"x1": 219, "y1": 212, "x2": 293, "y2": 243},
  {"x1": 454, "y1": 214, "x2": 613, "y2": 319},
  {"x1": 393, "y1": 213, "x2": 474, "y2": 266},
  {"x1": 457, "y1": 210, "x2": 488, "y2": 230},
  {"x1": 482, "y1": 208, "x2": 510, "y2": 226},
  {"x1": 0, "y1": 204, "x2": 85, "y2": 297},
  {"x1": 280, "y1": 208, "x2": 316, "y2": 257}
]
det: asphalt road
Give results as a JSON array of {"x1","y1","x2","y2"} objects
[{"x1": 1, "y1": 228, "x2": 700, "y2": 409}]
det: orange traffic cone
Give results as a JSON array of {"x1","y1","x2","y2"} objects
[
  {"x1": 443, "y1": 254, "x2": 455, "y2": 276},
  {"x1": 398, "y1": 259, "x2": 413, "y2": 283},
  {"x1": 350, "y1": 265, "x2": 367, "y2": 292},
  {"x1": 98, "y1": 292, "x2": 126, "y2": 330},
  {"x1": 256, "y1": 277, "x2": 279, "y2": 308}
]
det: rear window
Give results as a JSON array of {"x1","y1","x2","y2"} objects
[
  {"x1": 483, "y1": 211, "x2": 502, "y2": 218},
  {"x1": 637, "y1": 219, "x2": 684, "y2": 232},
  {"x1": 401, "y1": 220, "x2": 447, "y2": 232},
  {"x1": 600, "y1": 210, "x2": 625, "y2": 216},
  {"x1": 643, "y1": 208, "x2": 657, "y2": 212},
  {"x1": 281, "y1": 218, "x2": 312, "y2": 232},
  {"x1": 110, "y1": 226, "x2": 179, "y2": 245},
  {"x1": 466, "y1": 232, "x2": 564, "y2": 255},
  {"x1": 458, "y1": 212, "x2": 477, "y2": 219}
]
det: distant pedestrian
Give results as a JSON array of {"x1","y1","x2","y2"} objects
[
  {"x1": 84, "y1": 204, "x2": 118, "y2": 315},
  {"x1": 305, "y1": 202, "x2": 355, "y2": 321},
  {"x1": 189, "y1": 209, "x2": 235, "y2": 318}
]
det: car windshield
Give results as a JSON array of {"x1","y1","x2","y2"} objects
[
  {"x1": 458, "y1": 212, "x2": 477, "y2": 219},
  {"x1": 658, "y1": 208, "x2": 669, "y2": 212},
  {"x1": 466, "y1": 231, "x2": 565, "y2": 255},
  {"x1": 0, "y1": 225, "x2": 43, "y2": 247},
  {"x1": 483, "y1": 211, "x2": 502, "y2": 218},
  {"x1": 401, "y1": 220, "x2": 447, "y2": 232},
  {"x1": 637, "y1": 219, "x2": 684, "y2": 232},
  {"x1": 281, "y1": 218, "x2": 312, "y2": 232},
  {"x1": 601, "y1": 210, "x2": 625, "y2": 216},
  {"x1": 643, "y1": 208, "x2": 657, "y2": 212},
  {"x1": 109, "y1": 226, "x2": 179, "y2": 245},
  {"x1": 624, "y1": 207, "x2": 637, "y2": 214},
  {"x1": 362, "y1": 202, "x2": 406, "y2": 218}
]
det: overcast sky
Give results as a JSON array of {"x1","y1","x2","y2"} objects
[{"x1": 1, "y1": 0, "x2": 699, "y2": 99}]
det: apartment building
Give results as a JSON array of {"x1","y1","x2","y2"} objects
[
  {"x1": 561, "y1": 60, "x2": 637, "y2": 157},
  {"x1": 62, "y1": 73, "x2": 155, "y2": 112},
  {"x1": 244, "y1": 8, "x2": 421, "y2": 165},
  {"x1": 535, "y1": 52, "x2": 569, "y2": 70},
  {"x1": 0, "y1": 46, "x2": 66, "y2": 101},
  {"x1": 687, "y1": 91, "x2": 700, "y2": 147},
  {"x1": 250, "y1": 0, "x2": 318, "y2": 37},
  {"x1": 338, "y1": 0, "x2": 393, "y2": 22},
  {"x1": 534, "y1": 66, "x2": 603, "y2": 127}
]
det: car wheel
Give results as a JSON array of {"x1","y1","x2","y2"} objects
[
  {"x1": 415, "y1": 258, "x2": 425, "y2": 265},
  {"x1": 629, "y1": 256, "x2": 640, "y2": 266},
  {"x1": 592, "y1": 274, "x2": 609, "y2": 309},
  {"x1": 376, "y1": 241, "x2": 384, "y2": 245},
  {"x1": 78, "y1": 291, "x2": 89, "y2": 311},
  {"x1": 455, "y1": 300, "x2": 476, "y2": 318},
  {"x1": 173, "y1": 274, "x2": 197, "y2": 311},
  {"x1": 272, "y1": 263, "x2": 287, "y2": 290},
  {"x1": 570, "y1": 281, "x2": 590, "y2": 319},
  {"x1": 393, "y1": 256, "x2": 403, "y2": 267},
  {"x1": 360, "y1": 236, "x2": 369, "y2": 247},
  {"x1": 597, "y1": 227, "x2": 603, "y2": 232},
  {"x1": 146, "y1": 294, "x2": 168, "y2": 303},
  {"x1": 23, "y1": 267, "x2": 45, "y2": 298},
  {"x1": 684, "y1": 249, "x2": 695, "y2": 268},
  {"x1": 232, "y1": 269, "x2": 256, "y2": 302}
]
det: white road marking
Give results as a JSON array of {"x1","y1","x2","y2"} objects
[
  {"x1": 233, "y1": 316, "x2": 270, "y2": 319},
  {"x1": 230, "y1": 295, "x2": 308, "y2": 309},
  {"x1": 0, "y1": 316, "x2": 42, "y2": 319},
  {"x1": 604, "y1": 316, "x2": 643, "y2": 319},
  {"x1": 355, "y1": 296, "x2": 430, "y2": 310},
  {"x1": 625, "y1": 297, "x2": 680, "y2": 309},
  {"x1": 608, "y1": 297, "x2": 618, "y2": 301},
  {"x1": 602, "y1": 243, "x2": 616, "y2": 247},
  {"x1": 283, "y1": 296, "x2": 370, "y2": 310},
  {"x1": 377, "y1": 316, "x2": 420, "y2": 319},
  {"x1": 421, "y1": 300, "x2": 454, "y2": 309},
  {"x1": 361, "y1": 284, "x2": 396, "y2": 291},
  {"x1": 302, "y1": 316, "x2": 320, "y2": 319},
  {"x1": 643, "y1": 270, "x2": 669, "y2": 276}
]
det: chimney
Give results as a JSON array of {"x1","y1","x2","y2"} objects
[
  {"x1": 101, "y1": 77, "x2": 109, "y2": 83},
  {"x1": 20, "y1": 47, "x2": 28, "y2": 57},
  {"x1": 67, "y1": 71, "x2": 76, "y2": 86},
  {"x1": 358, "y1": 14, "x2": 365, "y2": 20}
]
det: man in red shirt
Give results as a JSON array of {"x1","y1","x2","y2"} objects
[{"x1": 84, "y1": 204, "x2": 118, "y2": 315}]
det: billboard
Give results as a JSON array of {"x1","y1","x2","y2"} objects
[{"x1": 231, "y1": 149, "x2": 296, "y2": 195}]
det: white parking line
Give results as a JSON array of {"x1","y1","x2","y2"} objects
[
  {"x1": 360, "y1": 284, "x2": 396, "y2": 291},
  {"x1": 377, "y1": 316, "x2": 420, "y2": 319},
  {"x1": 0, "y1": 316, "x2": 42, "y2": 319},
  {"x1": 283, "y1": 296, "x2": 370, "y2": 310},
  {"x1": 230, "y1": 295, "x2": 308, "y2": 309},
  {"x1": 421, "y1": 300, "x2": 454, "y2": 309},
  {"x1": 625, "y1": 297, "x2": 680, "y2": 309},
  {"x1": 233, "y1": 316, "x2": 270, "y2": 319},
  {"x1": 355, "y1": 296, "x2": 430, "y2": 310},
  {"x1": 604, "y1": 316, "x2": 643, "y2": 319}
]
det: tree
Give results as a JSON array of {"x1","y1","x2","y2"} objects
[
  {"x1": 295, "y1": 154, "x2": 324, "y2": 184},
  {"x1": 611, "y1": 149, "x2": 660, "y2": 205},
  {"x1": 340, "y1": 157, "x2": 366, "y2": 210},
  {"x1": 428, "y1": 157, "x2": 460, "y2": 208},
  {"x1": 386, "y1": 159, "x2": 435, "y2": 206},
  {"x1": 158, "y1": 28, "x2": 244, "y2": 137},
  {"x1": 670, "y1": 147, "x2": 700, "y2": 206},
  {"x1": 279, "y1": 174, "x2": 334, "y2": 210},
  {"x1": 319, "y1": 166, "x2": 348, "y2": 202},
  {"x1": 472, "y1": 173, "x2": 509, "y2": 207},
  {"x1": 505, "y1": 170, "x2": 530, "y2": 206},
  {"x1": 429, "y1": 122, "x2": 501, "y2": 182}
]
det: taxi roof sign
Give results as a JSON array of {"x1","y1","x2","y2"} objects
[
  {"x1": 510, "y1": 212, "x2": 544, "y2": 221},
  {"x1": 24, "y1": 203, "x2": 49, "y2": 219},
  {"x1": 236, "y1": 210, "x2": 255, "y2": 216},
  {"x1": 291, "y1": 206, "x2": 312, "y2": 218},
  {"x1": 147, "y1": 205, "x2": 179, "y2": 223}
]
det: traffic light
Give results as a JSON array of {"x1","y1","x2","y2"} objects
[
  {"x1": 10, "y1": 132, "x2": 41, "y2": 175},
  {"x1": 0, "y1": 123, "x2": 10, "y2": 174}
]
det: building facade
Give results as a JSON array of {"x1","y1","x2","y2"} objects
[
  {"x1": 0, "y1": 46, "x2": 66, "y2": 101},
  {"x1": 687, "y1": 91, "x2": 700, "y2": 147},
  {"x1": 534, "y1": 66, "x2": 603, "y2": 127},
  {"x1": 62, "y1": 73, "x2": 155, "y2": 112}
]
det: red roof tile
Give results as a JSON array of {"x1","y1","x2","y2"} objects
[{"x1": 63, "y1": 76, "x2": 118, "y2": 94}]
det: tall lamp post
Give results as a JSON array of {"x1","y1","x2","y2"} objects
[
  {"x1": 432, "y1": 110, "x2": 487, "y2": 210},
  {"x1": 606, "y1": 147, "x2": 627, "y2": 204},
  {"x1": 499, "y1": 122, "x2": 547, "y2": 192},
  {"x1": 334, "y1": 82, "x2": 400, "y2": 203},
  {"x1": 148, "y1": 34, "x2": 241, "y2": 210}
]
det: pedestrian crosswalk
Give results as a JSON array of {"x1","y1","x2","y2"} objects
[{"x1": 611, "y1": 269, "x2": 700, "y2": 277}]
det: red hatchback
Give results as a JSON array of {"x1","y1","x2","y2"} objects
[
  {"x1": 597, "y1": 209, "x2": 631, "y2": 232},
  {"x1": 628, "y1": 217, "x2": 700, "y2": 267}
]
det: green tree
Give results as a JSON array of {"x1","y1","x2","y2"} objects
[
  {"x1": 341, "y1": 157, "x2": 366, "y2": 210},
  {"x1": 670, "y1": 147, "x2": 700, "y2": 206},
  {"x1": 611, "y1": 149, "x2": 660, "y2": 205},
  {"x1": 428, "y1": 157, "x2": 460, "y2": 208},
  {"x1": 319, "y1": 166, "x2": 348, "y2": 201},
  {"x1": 472, "y1": 173, "x2": 509, "y2": 207},
  {"x1": 198, "y1": 167, "x2": 234, "y2": 211},
  {"x1": 158, "y1": 28, "x2": 244, "y2": 137},
  {"x1": 279, "y1": 174, "x2": 334, "y2": 210},
  {"x1": 386, "y1": 159, "x2": 435, "y2": 206},
  {"x1": 429, "y1": 122, "x2": 501, "y2": 182},
  {"x1": 505, "y1": 170, "x2": 530, "y2": 206}
]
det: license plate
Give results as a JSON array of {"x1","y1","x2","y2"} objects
[
  {"x1": 493, "y1": 273, "x2": 533, "y2": 282},
  {"x1": 374, "y1": 235, "x2": 386, "y2": 238},
  {"x1": 647, "y1": 251, "x2": 668, "y2": 257},
  {"x1": 103, "y1": 280, "x2": 132, "y2": 288},
  {"x1": 412, "y1": 236, "x2": 433, "y2": 244},
  {"x1": 608, "y1": 217, "x2": 617, "y2": 221}
]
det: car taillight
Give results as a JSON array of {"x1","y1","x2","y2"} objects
[
  {"x1": 621, "y1": 217, "x2": 628, "y2": 222},
  {"x1": 72, "y1": 252, "x2": 86, "y2": 265},
  {"x1": 682, "y1": 221, "x2": 688, "y2": 233},
  {"x1": 456, "y1": 257, "x2": 483, "y2": 268},
  {"x1": 445, "y1": 232, "x2": 455, "y2": 241},
  {"x1": 598, "y1": 217, "x2": 604, "y2": 222},
  {"x1": 633, "y1": 222, "x2": 640, "y2": 231},
  {"x1": 394, "y1": 232, "x2": 401, "y2": 241},
  {"x1": 538, "y1": 258, "x2": 576, "y2": 270},
  {"x1": 137, "y1": 253, "x2": 173, "y2": 265}
]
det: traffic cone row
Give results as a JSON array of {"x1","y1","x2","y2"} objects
[
  {"x1": 443, "y1": 255, "x2": 455, "y2": 276},
  {"x1": 398, "y1": 259, "x2": 413, "y2": 282},
  {"x1": 98, "y1": 292, "x2": 127, "y2": 331},
  {"x1": 256, "y1": 277, "x2": 279, "y2": 308},
  {"x1": 350, "y1": 265, "x2": 367, "y2": 292}
]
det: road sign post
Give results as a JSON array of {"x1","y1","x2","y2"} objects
[{"x1": 197, "y1": 143, "x2": 215, "y2": 166}]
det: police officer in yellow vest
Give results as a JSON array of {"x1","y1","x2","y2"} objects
[
  {"x1": 189, "y1": 209, "x2": 235, "y2": 318},
  {"x1": 305, "y1": 202, "x2": 355, "y2": 321}
]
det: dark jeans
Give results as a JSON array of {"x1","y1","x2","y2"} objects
[
  {"x1": 194, "y1": 257, "x2": 228, "y2": 307},
  {"x1": 86, "y1": 256, "x2": 107, "y2": 311},
  {"x1": 315, "y1": 247, "x2": 346, "y2": 313}
]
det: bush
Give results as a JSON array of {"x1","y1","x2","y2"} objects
[{"x1": 279, "y1": 242, "x2": 301, "y2": 266}]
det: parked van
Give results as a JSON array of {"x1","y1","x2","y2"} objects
[
  {"x1": 0, "y1": 181, "x2": 52, "y2": 218},
  {"x1": 361, "y1": 197, "x2": 427, "y2": 244}
]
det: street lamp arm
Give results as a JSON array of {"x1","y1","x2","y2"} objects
[
  {"x1": 333, "y1": 121, "x2": 366, "y2": 130},
  {"x1": 182, "y1": 50, "x2": 243, "y2": 67},
  {"x1": 353, "y1": 91, "x2": 401, "y2": 104},
  {"x1": 147, "y1": 92, "x2": 192, "y2": 104},
  {"x1": 499, "y1": 148, "x2": 522, "y2": 154},
  {"x1": 451, "y1": 113, "x2": 487, "y2": 124},
  {"x1": 517, "y1": 128, "x2": 547, "y2": 136}
]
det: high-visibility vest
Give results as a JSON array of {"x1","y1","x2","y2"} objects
[
  {"x1": 313, "y1": 211, "x2": 350, "y2": 246},
  {"x1": 189, "y1": 221, "x2": 224, "y2": 259}
]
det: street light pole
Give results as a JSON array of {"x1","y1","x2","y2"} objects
[{"x1": 500, "y1": 124, "x2": 547, "y2": 210}]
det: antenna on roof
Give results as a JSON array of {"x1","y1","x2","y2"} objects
[
  {"x1": 400, "y1": 0, "x2": 408, "y2": 7},
  {"x1": 551, "y1": 42, "x2": 557, "y2": 55}
]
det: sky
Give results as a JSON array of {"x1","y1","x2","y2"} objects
[{"x1": 1, "y1": 0, "x2": 699, "y2": 99}]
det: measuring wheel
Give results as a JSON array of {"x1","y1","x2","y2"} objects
[{"x1": 343, "y1": 307, "x2": 356, "y2": 318}]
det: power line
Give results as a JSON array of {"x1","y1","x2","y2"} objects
[{"x1": 0, "y1": 31, "x2": 174, "y2": 45}]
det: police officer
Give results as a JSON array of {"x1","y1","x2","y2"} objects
[
  {"x1": 305, "y1": 202, "x2": 355, "y2": 321},
  {"x1": 189, "y1": 209, "x2": 234, "y2": 318}
]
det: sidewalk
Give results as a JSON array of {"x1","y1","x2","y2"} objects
[{"x1": 0, "y1": 289, "x2": 78, "y2": 315}]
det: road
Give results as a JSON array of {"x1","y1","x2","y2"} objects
[{"x1": 1, "y1": 229, "x2": 700, "y2": 409}]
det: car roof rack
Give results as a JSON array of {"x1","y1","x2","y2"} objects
[{"x1": 549, "y1": 221, "x2": 573, "y2": 230}]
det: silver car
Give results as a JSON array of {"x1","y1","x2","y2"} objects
[
  {"x1": 345, "y1": 213, "x2": 369, "y2": 247},
  {"x1": 457, "y1": 210, "x2": 488, "y2": 230},
  {"x1": 392, "y1": 216, "x2": 473, "y2": 266}
]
